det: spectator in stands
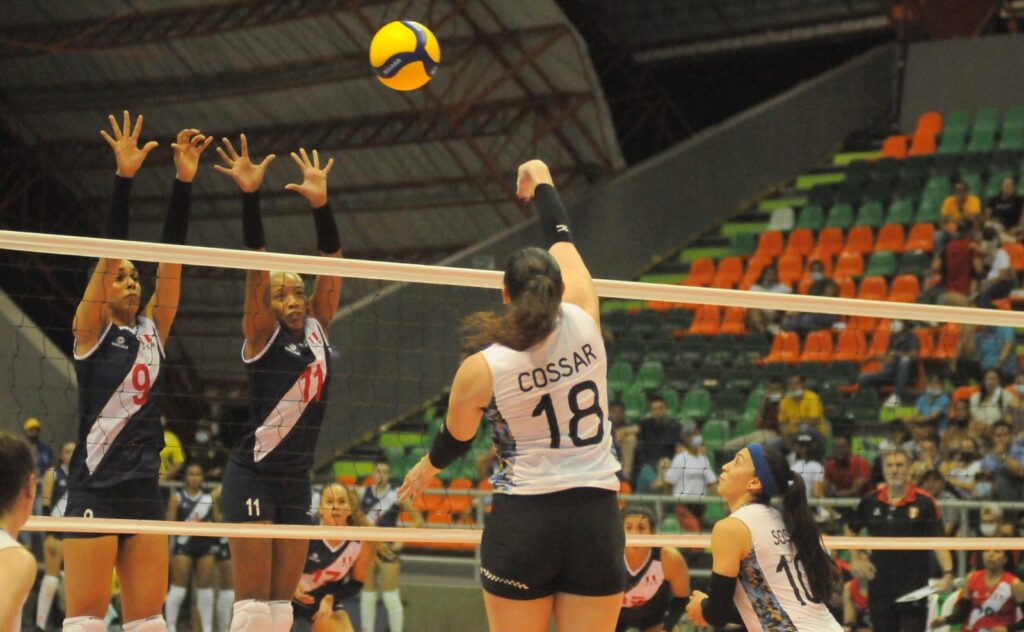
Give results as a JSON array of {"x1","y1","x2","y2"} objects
[
  {"x1": 918, "y1": 470, "x2": 960, "y2": 536},
  {"x1": 942, "y1": 399, "x2": 973, "y2": 457},
  {"x1": 779, "y1": 373, "x2": 827, "y2": 444},
  {"x1": 941, "y1": 436, "x2": 984, "y2": 498},
  {"x1": 654, "y1": 427, "x2": 717, "y2": 533},
  {"x1": 972, "y1": 369, "x2": 1020, "y2": 428},
  {"x1": 858, "y1": 320, "x2": 919, "y2": 406},
  {"x1": 975, "y1": 503, "x2": 1005, "y2": 537},
  {"x1": 747, "y1": 266, "x2": 791, "y2": 333},
  {"x1": 942, "y1": 178, "x2": 982, "y2": 222},
  {"x1": 806, "y1": 260, "x2": 830, "y2": 296},
  {"x1": 722, "y1": 377, "x2": 784, "y2": 457},
  {"x1": 911, "y1": 374, "x2": 951, "y2": 432},
  {"x1": 953, "y1": 324, "x2": 983, "y2": 385},
  {"x1": 1009, "y1": 374, "x2": 1024, "y2": 433},
  {"x1": 21, "y1": 417, "x2": 52, "y2": 479},
  {"x1": 878, "y1": 419, "x2": 916, "y2": 454},
  {"x1": 825, "y1": 435, "x2": 871, "y2": 502},
  {"x1": 790, "y1": 433, "x2": 826, "y2": 508},
  {"x1": 976, "y1": 324, "x2": 1020, "y2": 382},
  {"x1": 931, "y1": 220, "x2": 977, "y2": 305},
  {"x1": 976, "y1": 226, "x2": 1016, "y2": 308},
  {"x1": 185, "y1": 418, "x2": 228, "y2": 481},
  {"x1": 987, "y1": 176, "x2": 1024, "y2": 239},
  {"x1": 909, "y1": 436, "x2": 942, "y2": 483},
  {"x1": 609, "y1": 400, "x2": 638, "y2": 480},
  {"x1": 982, "y1": 420, "x2": 1024, "y2": 506},
  {"x1": 785, "y1": 281, "x2": 840, "y2": 338},
  {"x1": 635, "y1": 395, "x2": 683, "y2": 489},
  {"x1": 160, "y1": 415, "x2": 186, "y2": 483}
]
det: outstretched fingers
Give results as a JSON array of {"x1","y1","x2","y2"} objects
[
  {"x1": 323, "y1": 157, "x2": 334, "y2": 175},
  {"x1": 240, "y1": 133, "x2": 249, "y2": 158},
  {"x1": 222, "y1": 137, "x2": 241, "y2": 161}
]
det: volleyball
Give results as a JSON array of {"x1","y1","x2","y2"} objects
[{"x1": 369, "y1": 20, "x2": 441, "y2": 91}]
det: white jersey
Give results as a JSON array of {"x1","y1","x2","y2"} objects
[
  {"x1": 730, "y1": 504, "x2": 841, "y2": 632},
  {"x1": 0, "y1": 530, "x2": 24, "y2": 632},
  {"x1": 480, "y1": 303, "x2": 620, "y2": 495}
]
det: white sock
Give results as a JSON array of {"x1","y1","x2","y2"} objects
[
  {"x1": 230, "y1": 600, "x2": 270, "y2": 632},
  {"x1": 196, "y1": 588, "x2": 214, "y2": 632},
  {"x1": 164, "y1": 585, "x2": 187, "y2": 632},
  {"x1": 268, "y1": 600, "x2": 292, "y2": 632},
  {"x1": 381, "y1": 590, "x2": 403, "y2": 632},
  {"x1": 217, "y1": 589, "x2": 235, "y2": 632},
  {"x1": 123, "y1": 615, "x2": 168, "y2": 632},
  {"x1": 37, "y1": 574, "x2": 59, "y2": 628},
  {"x1": 62, "y1": 616, "x2": 104, "y2": 632},
  {"x1": 360, "y1": 591, "x2": 378, "y2": 632}
]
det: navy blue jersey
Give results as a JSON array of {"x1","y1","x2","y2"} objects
[
  {"x1": 360, "y1": 484, "x2": 399, "y2": 528},
  {"x1": 232, "y1": 318, "x2": 331, "y2": 473},
  {"x1": 622, "y1": 548, "x2": 670, "y2": 611},
  {"x1": 70, "y1": 317, "x2": 164, "y2": 488},
  {"x1": 295, "y1": 539, "x2": 363, "y2": 607},
  {"x1": 50, "y1": 465, "x2": 69, "y2": 517},
  {"x1": 176, "y1": 489, "x2": 215, "y2": 523}
]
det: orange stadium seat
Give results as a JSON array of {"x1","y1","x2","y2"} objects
[
  {"x1": 888, "y1": 274, "x2": 920, "y2": 302},
  {"x1": 916, "y1": 111, "x2": 943, "y2": 136},
  {"x1": 909, "y1": 131, "x2": 937, "y2": 156},
  {"x1": 784, "y1": 228, "x2": 815, "y2": 257},
  {"x1": 413, "y1": 478, "x2": 446, "y2": 515},
  {"x1": 687, "y1": 305, "x2": 722, "y2": 336},
  {"x1": 951, "y1": 385, "x2": 979, "y2": 406},
  {"x1": 915, "y1": 327, "x2": 937, "y2": 360},
  {"x1": 755, "y1": 230, "x2": 785, "y2": 259},
  {"x1": 931, "y1": 323, "x2": 961, "y2": 361},
  {"x1": 813, "y1": 227, "x2": 845, "y2": 259},
  {"x1": 844, "y1": 226, "x2": 875, "y2": 256},
  {"x1": 881, "y1": 134, "x2": 909, "y2": 159},
  {"x1": 777, "y1": 254, "x2": 805, "y2": 287},
  {"x1": 835, "y1": 275, "x2": 856, "y2": 298},
  {"x1": 834, "y1": 252, "x2": 864, "y2": 278},
  {"x1": 835, "y1": 329, "x2": 868, "y2": 362},
  {"x1": 807, "y1": 253, "x2": 834, "y2": 276},
  {"x1": 760, "y1": 332, "x2": 800, "y2": 364},
  {"x1": 720, "y1": 307, "x2": 748, "y2": 335},
  {"x1": 905, "y1": 223, "x2": 936, "y2": 252},
  {"x1": 857, "y1": 276, "x2": 888, "y2": 301},
  {"x1": 862, "y1": 328, "x2": 891, "y2": 374},
  {"x1": 1004, "y1": 242, "x2": 1024, "y2": 271},
  {"x1": 713, "y1": 256, "x2": 745, "y2": 287},
  {"x1": 740, "y1": 254, "x2": 774, "y2": 290},
  {"x1": 875, "y1": 224, "x2": 906, "y2": 253},
  {"x1": 799, "y1": 330, "x2": 835, "y2": 363},
  {"x1": 687, "y1": 257, "x2": 716, "y2": 286},
  {"x1": 446, "y1": 478, "x2": 474, "y2": 516}
]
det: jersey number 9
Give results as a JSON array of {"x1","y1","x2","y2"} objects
[{"x1": 532, "y1": 380, "x2": 605, "y2": 449}]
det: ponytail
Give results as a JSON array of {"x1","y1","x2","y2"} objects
[
  {"x1": 754, "y1": 445, "x2": 838, "y2": 603},
  {"x1": 464, "y1": 247, "x2": 564, "y2": 352}
]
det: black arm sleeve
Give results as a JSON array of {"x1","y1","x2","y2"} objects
[
  {"x1": 242, "y1": 191, "x2": 266, "y2": 250},
  {"x1": 322, "y1": 578, "x2": 363, "y2": 603},
  {"x1": 702, "y1": 572, "x2": 739, "y2": 628},
  {"x1": 943, "y1": 593, "x2": 972, "y2": 625},
  {"x1": 106, "y1": 175, "x2": 133, "y2": 240},
  {"x1": 533, "y1": 183, "x2": 573, "y2": 247},
  {"x1": 311, "y1": 204, "x2": 341, "y2": 254},
  {"x1": 428, "y1": 422, "x2": 474, "y2": 470},
  {"x1": 161, "y1": 179, "x2": 192, "y2": 245},
  {"x1": 663, "y1": 596, "x2": 689, "y2": 630}
]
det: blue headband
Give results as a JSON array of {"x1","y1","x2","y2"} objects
[{"x1": 748, "y1": 443, "x2": 779, "y2": 499}]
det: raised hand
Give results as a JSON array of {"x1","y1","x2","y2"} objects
[
  {"x1": 100, "y1": 110, "x2": 159, "y2": 179},
  {"x1": 284, "y1": 148, "x2": 333, "y2": 208},
  {"x1": 515, "y1": 159, "x2": 554, "y2": 202},
  {"x1": 213, "y1": 134, "x2": 275, "y2": 193},
  {"x1": 171, "y1": 129, "x2": 214, "y2": 183}
]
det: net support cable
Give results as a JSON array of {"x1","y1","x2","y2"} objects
[{"x1": 0, "y1": 229, "x2": 1021, "y2": 327}]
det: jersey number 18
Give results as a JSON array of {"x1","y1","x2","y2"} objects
[{"x1": 531, "y1": 380, "x2": 605, "y2": 449}]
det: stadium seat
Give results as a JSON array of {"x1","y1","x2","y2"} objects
[
  {"x1": 777, "y1": 254, "x2": 804, "y2": 287},
  {"x1": 826, "y1": 203, "x2": 855, "y2": 230},
  {"x1": 607, "y1": 361, "x2": 634, "y2": 394},
  {"x1": 767, "y1": 207, "x2": 796, "y2": 232},
  {"x1": 857, "y1": 276, "x2": 888, "y2": 301},
  {"x1": 924, "y1": 175, "x2": 952, "y2": 199},
  {"x1": 784, "y1": 228, "x2": 814, "y2": 257},
  {"x1": 844, "y1": 226, "x2": 875, "y2": 256},
  {"x1": 702, "y1": 419, "x2": 731, "y2": 451},
  {"x1": 687, "y1": 257, "x2": 715, "y2": 287},
  {"x1": 799, "y1": 330, "x2": 835, "y2": 363},
  {"x1": 951, "y1": 385, "x2": 979, "y2": 406},
  {"x1": 834, "y1": 329, "x2": 868, "y2": 362},
  {"x1": 937, "y1": 130, "x2": 967, "y2": 155},
  {"x1": 1004, "y1": 242, "x2": 1024, "y2": 271},
  {"x1": 755, "y1": 230, "x2": 785, "y2": 259},
  {"x1": 915, "y1": 328, "x2": 937, "y2": 360},
  {"x1": 661, "y1": 516, "x2": 682, "y2": 534},
  {"x1": 720, "y1": 307, "x2": 748, "y2": 336},
  {"x1": 855, "y1": 201, "x2": 885, "y2": 228},
  {"x1": 729, "y1": 233, "x2": 757, "y2": 257},
  {"x1": 713, "y1": 256, "x2": 744, "y2": 288},
  {"x1": 932, "y1": 323, "x2": 961, "y2": 362},
  {"x1": 847, "y1": 315, "x2": 887, "y2": 334},
  {"x1": 446, "y1": 478, "x2": 475, "y2": 515},
  {"x1": 915, "y1": 111, "x2": 943, "y2": 136},
  {"x1": 881, "y1": 135, "x2": 908, "y2": 160},
  {"x1": 867, "y1": 328, "x2": 891, "y2": 358},
  {"x1": 834, "y1": 252, "x2": 864, "y2": 278},
  {"x1": 944, "y1": 110, "x2": 970, "y2": 134},
  {"x1": 413, "y1": 479, "x2": 446, "y2": 514},
  {"x1": 637, "y1": 360, "x2": 665, "y2": 391},
  {"x1": 715, "y1": 388, "x2": 747, "y2": 418},
  {"x1": 807, "y1": 253, "x2": 834, "y2": 276},
  {"x1": 974, "y1": 107, "x2": 1001, "y2": 133},
  {"x1": 888, "y1": 274, "x2": 920, "y2": 302},
  {"x1": 680, "y1": 388, "x2": 712, "y2": 420},
  {"x1": 898, "y1": 250, "x2": 932, "y2": 276},
  {"x1": 687, "y1": 305, "x2": 722, "y2": 336},
  {"x1": 999, "y1": 126, "x2": 1024, "y2": 151},
  {"x1": 740, "y1": 254, "x2": 774, "y2": 290},
  {"x1": 622, "y1": 383, "x2": 647, "y2": 419},
  {"x1": 986, "y1": 171, "x2": 1015, "y2": 199},
  {"x1": 865, "y1": 251, "x2": 897, "y2": 277},
  {"x1": 968, "y1": 128, "x2": 997, "y2": 153},
  {"x1": 796, "y1": 205, "x2": 826, "y2": 231},
  {"x1": 813, "y1": 227, "x2": 845, "y2": 259},
  {"x1": 874, "y1": 224, "x2": 905, "y2": 253},
  {"x1": 835, "y1": 275, "x2": 856, "y2": 298},
  {"x1": 1004, "y1": 106, "x2": 1024, "y2": 131},
  {"x1": 905, "y1": 223, "x2": 936, "y2": 252},
  {"x1": 909, "y1": 131, "x2": 936, "y2": 156},
  {"x1": 886, "y1": 199, "x2": 915, "y2": 226},
  {"x1": 761, "y1": 331, "x2": 800, "y2": 364}
]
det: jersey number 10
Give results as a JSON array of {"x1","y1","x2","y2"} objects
[
  {"x1": 531, "y1": 380, "x2": 605, "y2": 449},
  {"x1": 777, "y1": 554, "x2": 820, "y2": 606}
]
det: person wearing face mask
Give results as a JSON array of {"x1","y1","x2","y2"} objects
[
  {"x1": 940, "y1": 437, "x2": 984, "y2": 498},
  {"x1": 931, "y1": 548, "x2": 1024, "y2": 632},
  {"x1": 785, "y1": 280, "x2": 840, "y2": 337},
  {"x1": 913, "y1": 375, "x2": 951, "y2": 432},
  {"x1": 858, "y1": 320, "x2": 919, "y2": 407},
  {"x1": 654, "y1": 427, "x2": 718, "y2": 533},
  {"x1": 187, "y1": 419, "x2": 229, "y2": 481},
  {"x1": 975, "y1": 227, "x2": 1015, "y2": 308},
  {"x1": 981, "y1": 420, "x2": 1024, "y2": 507},
  {"x1": 971, "y1": 370, "x2": 1019, "y2": 428}
]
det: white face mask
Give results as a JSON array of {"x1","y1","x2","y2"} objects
[
  {"x1": 979, "y1": 522, "x2": 998, "y2": 537},
  {"x1": 788, "y1": 389, "x2": 803, "y2": 399},
  {"x1": 891, "y1": 320, "x2": 904, "y2": 333},
  {"x1": 810, "y1": 271, "x2": 824, "y2": 281}
]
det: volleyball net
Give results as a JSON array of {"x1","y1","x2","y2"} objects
[{"x1": 2, "y1": 228, "x2": 1024, "y2": 556}]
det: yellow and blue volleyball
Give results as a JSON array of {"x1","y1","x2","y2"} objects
[{"x1": 369, "y1": 20, "x2": 441, "y2": 91}]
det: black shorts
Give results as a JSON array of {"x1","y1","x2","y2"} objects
[
  {"x1": 212, "y1": 537, "x2": 232, "y2": 562},
  {"x1": 171, "y1": 535, "x2": 218, "y2": 559},
  {"x1": 480, "y1": 487, "x2": 625, "y2": 600},
  {"x1": 64, "y1": 477, "x2": 164, "y2": 541},
  {"x1": 221, "y1": 460, "x2": 312, "y2": 525}
]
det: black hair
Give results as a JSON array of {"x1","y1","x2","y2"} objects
[
  {"x1": 753, "y1": 445, "x2": 838, "y2": 603},
  {"x1": 0, "y1": 433, "x2": 33, "y2": 517},
  {"x1": 981, "y1": 369, "x2": 1004, "y2": 398},
  {"x1": 464, "y1": 247, "x2": 564, "y2": 352},
  {"x1": 647, "y1": 394, "x2": 667, "y2": 406},
  {"x1": 920, "y1": 469, "x2": 945, "y2": 484},
  {"x1": 993, "y1": 420, "x2": 1012, "y2": 433},
  {"x1": 787, "y1": 372, "x2": 805, "y2": 384},
  {"x1": 622, "y1": 505, "x2": 658, "y2": 533},
  {"x1": 610, "y1": 400, "x2": 625, "y2": 408},
  {"x1": 768, "y1": 376, "x2": 784, "y2": 385}
]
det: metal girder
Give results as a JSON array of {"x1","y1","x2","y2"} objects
[
  {"x1": 40, "y1": 92, "x2": 591, "y2": 172},
  {"x1": 3, "y1": 25, "x2": 568, "y2": 112},
  {"x1": 0, "y1": 0, "x2": 392, "y2": 58}
]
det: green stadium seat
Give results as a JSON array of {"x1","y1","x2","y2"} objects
[
  {"x1": 826, "y1": 203, "x2": 854, "y2": 229},
  {"x1": 968, "y1": 128, "x2": 997, "y2": 153},
  {"x1": 961, "y1": 173, "x2": 983, "y2": 198},
  {"x1": 661, "y1": 389, "x2": 681, "y2": 417},
  {"x1": 701, "y1": 419, "x2": 731, "y2": 451},
  {"x1": 637, "y1": 360, "x2": 664, "y2": 391},
  {"x1": 622, "y1": 383, "x2": 647, "y2": 419},
  {"x1": 661, "y1": 515, "x2": 682, "y2": 534},
  {"x1": 702, "y1": 499, "x2": 729, "y2": 527},
  {"x1": 886, "y1": 199, "x2": 914, "y2": 225},
  {"x1": 1004, "y1": 106, "x2": 1024, "y2": 131},
  {"x1": 899, "y1": 250, "x2": 931, "y2": 276},
  {"x1": 796, "y1": 205, "x2": 826, "y2": 230},
  {"x1": 427, "y1": 417, "x2": 444, "y2": 440},
  {"x1": 923, "y1": 175, "x2": 952, "y2": 199},
  {"x1": 680, "y1": 387, "x2": 711, "y2": 421},
  {"x1": 937, "y1": 131, "x2": 967, "y2": 155},
  {"x1": 734, "y1": 417, "x2": 756, "y2": 437},
  {"x1": 865, "y1": 251, "x2": 897, "y2": 277},
  {"x1": 990, "y1": 150, "x2": 1020, "y2": 173},
  {"x1": 854, "y1": 201, "x2": 884, "y2": 228},
  {"x1": 1000, "y1": 127, "x2": 1024, "y2": 151},
  {"x1": 974, "y1": 107, "x2": 1001, "y2": 133},
  {"x1": 986, "y1": 171, "x2": 1015, "y2": 198},
  {"x1": 728, "y1": 233, "x2": 757, "y2": 257},
  {"x1": 944, "y1": 110, "x2": 971, "y2": 134},
  {"x1": 715, "y1": 388, "x2": 747, "y2": 419},
  {"x1": 915, "y1": 196, "x2": 942, "y2": 224},
  {"x1": 608, "y1": 361, "x2": 633, "y2": 395}
]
